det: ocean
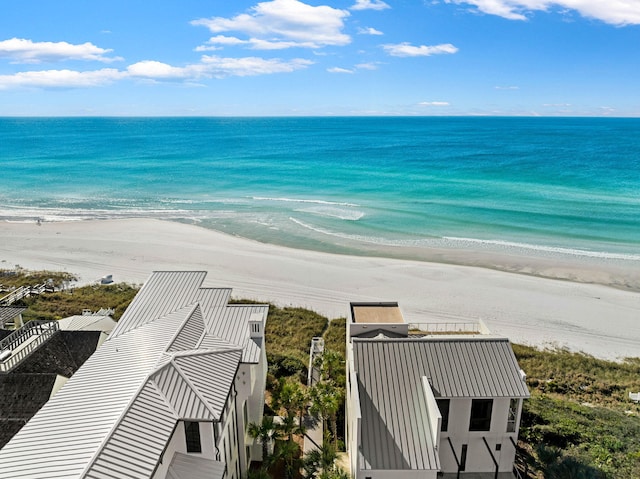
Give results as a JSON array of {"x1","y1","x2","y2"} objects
[{"x1": 1, "y1": 116, "x2": 639, "y2": 264}]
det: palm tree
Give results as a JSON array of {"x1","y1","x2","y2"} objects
[
  {"x1": 275, "y1": 438, "x2": 303, "y2": 479},
  {"x1": 317, "y1": 349, "x2": 345, "y2": 387},
  {"x1": 302, "y1": 432, "x2": 338, "y2": 479},
  {"x1": 274, "y1": 378, "x2": 308, "y2": 419},
  {"x1": 278, "y1": 411, "x2": 305, "y2": 443},
  {"x1": 248, "y1": 416, "x2": 277, "y2": 468},
  {"x1": 310, "y1": 381, "x2": 343, "y2": 448}
]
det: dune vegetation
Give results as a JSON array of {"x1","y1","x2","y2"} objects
[{"x1": 4, "y1": 269, "x2": 640, "y2": 478}]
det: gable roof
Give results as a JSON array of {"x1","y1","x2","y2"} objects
[
  {"x1": 352, "y1": 337, "x2": 529, "y2": 472},
  {"x1": 353, "y1": 338, "x2": 530, "y2": 399},
  {"x1": 0, "y1": 271, "x2": 266, "y2": 479},
  {"x1": 167, "y1": 453, "x2": 225, "y2": 479}
]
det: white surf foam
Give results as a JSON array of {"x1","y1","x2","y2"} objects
[
  {"x1": 442, "y1": 237, "x2": 640, "y2": 261},
  {"x1": 251, "y1": 196, "x2": 360, "y2": 207}
]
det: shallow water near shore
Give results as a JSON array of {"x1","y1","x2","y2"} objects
[{"x1": 1, "y1": 117, "x2": 639, "y2": 277}]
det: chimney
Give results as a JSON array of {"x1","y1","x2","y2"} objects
[{"x1": 249, "y1": 312, "x2": 264, "y2": 339}]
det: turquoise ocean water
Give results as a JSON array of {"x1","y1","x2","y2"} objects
[{"x1": 1, "y1": 117, "x2": 639, "y2": 263}]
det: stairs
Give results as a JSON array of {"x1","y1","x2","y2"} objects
[{"x1": 0, "y1": 321, "x2": 60, "y2": 373}]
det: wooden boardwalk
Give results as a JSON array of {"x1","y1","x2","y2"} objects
[{"x1": 0, "y1": 284, "x2": 46, "y2": 307}]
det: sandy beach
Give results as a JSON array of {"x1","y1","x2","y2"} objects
[{"x1": 1, "y1": 218, "x2": 639, "y2": 361}]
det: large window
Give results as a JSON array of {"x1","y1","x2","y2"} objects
[
  {"x1": 184, "y1": 421, "x2": 202, "y2": 453},
  {"x1": 436, "y1": 399, "x2": 450, "y2": 432},
  {"x1": 507, "y1": 398, "x2": 519, "y2": 432},
  {"x1": 469, "y1": 399, "x2": 493, "y2": 431}
]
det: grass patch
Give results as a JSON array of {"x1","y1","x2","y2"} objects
[
  {"x1": 20, "y1": 283, "x2": 139, "y2": 322},
  {"x1": 514, "y1": 345, "x2": 640, "y2": 478},
  {"x1": 520, "y1": 394, "x2": 640, "y2": 478},
  {"x1": 323, "y1": 318, "x2": 346, "y2": 357},
  {"x1": 265, "y1": 305, "x2": 328, "y2": 382},
  {"x1": 513, "y1": 344, "x2": 640, "y2": 409},
  {"x1": 0, "y1": 269, "x2": 76, "y2": 290}
]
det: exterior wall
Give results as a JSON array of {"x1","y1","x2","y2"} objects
[
  {"x1": 438, "y1": 397, "x2": 520, "y2": 474},
  {"x1": 218, "y1": 394, "x2": 242, "y2": 479},
  {"x1": 355, "y1": 469, "x2": 438, "y2": 479},
  {"x1": 153, "y1": 420, "x2": 216, "y2": 479},
  {"x1": 234, "y1": 346, "x2": 267, "y2": 472},
  {"x1": 345, "y1": 343, "x2": 361, "y2": 479}
]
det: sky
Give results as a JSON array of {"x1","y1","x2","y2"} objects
[{"x1": 1, "y1": 0, "x2": 639, "y2": 116}]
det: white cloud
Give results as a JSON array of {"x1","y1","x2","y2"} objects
[
  {"x1": 199, "y1": 55, "x2": 313, "y2": 77},
  {"x1": 0, "y1": 38, "x2": 121, "y2": 64},
  {"x1": 192, "y1": 0, "x2": 350, "y2": 49},
  {"x1": 357, "y1": 27, "x2": 384, "y2": 35},
  {"x1": 351, "y1": 0, "x2": 391, "y2": 11},
  {"x1": 129, "y1": 56, "x2": 314, "y2": 80},
  {"x1": 0, "y1": 55, "x2": 313, "y2": 89},
  {"x1": 327, "y1": 66, "x2": 354, "y2": 73},
  {"x1": 127, "y1": 61, "x2": 193, "y2": 79},
  {"x1": 419, "y1": 101, "x2": 450, "y2": 106},
  {"x1": 445, "y1": 0, "x2": 640, "y2": 25},
  {"x1": 355, "y1": 62, "x2": 380, "y2": 70},
  {"x1": 196, "y1": 35, "x2": 248, "y2": 49},
  {"x1": 383, "y1": 42, "x2": 458, "y2": 57},
  {"x1": 495, "y1": 85, "x2": 520, "y2": 90},
  {"x1": 0, "y1": 68, "x2": 123, "y2": 89}
]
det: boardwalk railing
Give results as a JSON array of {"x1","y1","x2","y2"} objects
[
  {"x1": 0, "y1": 320, "x2": 59, "y2": 373},
  {"x1": 0, "y1": 284, "x2": 46, "y2": 306}
]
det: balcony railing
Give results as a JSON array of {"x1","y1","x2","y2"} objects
[{"x1": 408, "y1": 319, "x2": 490, "y2": 335}]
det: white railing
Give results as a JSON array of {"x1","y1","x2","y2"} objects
[
  {"x1": 408, "y1": 319, "x2": 489, "y2": 335},
  {"x1": 0, "y1": 284, "x2": 46, "y2": 306},
  {"x1": 0, "y1": 320, "x2": 59, "y2": 373}
]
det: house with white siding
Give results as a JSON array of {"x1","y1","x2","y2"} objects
[
  {"x1": 346, "y1": 302, "x2": 530, "y2": 479},
  {"x1": 0, "y1": 271, "x2": 268, "y2": 479}
]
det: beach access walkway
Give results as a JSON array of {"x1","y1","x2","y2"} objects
[
  {"x1": 0, "y1": 284, "x2": 46, "y2": 307},
  {"x1": 0, "y1": 320, "x2": 59, "y2": 373}
]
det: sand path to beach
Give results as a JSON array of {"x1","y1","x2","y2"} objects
[{"x1": 1, "y1": 219, "x2": 638, "y2": 360}]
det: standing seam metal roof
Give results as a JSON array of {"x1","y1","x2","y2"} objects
[
  {"x1": 352, "y1": 337, "x2": 529, "y2": 472},
  {"x1": 0, "y1": 271, "x2": 266, "y2": 479},
  {"x1": 355, "y1": 340, "x2": 439, "y2": 471},
  {"x1": 167, "y1": 452, "x2": 226, "y2": 479}
]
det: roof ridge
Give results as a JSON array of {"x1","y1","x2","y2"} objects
[
  {"x1": 169, "y1": 356, "x2": 219, "y2": 419},
  {"x1": 78, "y1": 358, "x2": 171, "y2": 477},
  {"x1": 164, "y1": 303, "x2": 202, "y2": 352},
  {"x1": 353, "y1": 336, "x2": 509, "y2": 343}
]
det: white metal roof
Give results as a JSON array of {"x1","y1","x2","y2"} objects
[
  {"x1": 0, "y1": 306, "x2": 25, "y2": 327},
  {"x1": 352, "y1": 337, "x2": 529, "y2": 472},
  {"x1": 58, "y1": 315, "x2": 117, "y2": 333},
  {"x1": 0, "y1": 271, "x2": 267, "y2": 479},
  {"x1": 166, "y1": 452, "x2": 225, "y2": 479}
]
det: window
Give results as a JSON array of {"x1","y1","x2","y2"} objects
[
  {"x1": 469, "y1": 399, "x2": 493, "y2": 431},
  {"x1": 507, "y1": 398, "x2": 519, "y2": 432},
  {"x1": 184, "y1": 421, "x2": 202, "y2": 453},
  {"x1": 436, "y1": 399, "x2": 450, "y2": 432},
  {"x1": 243, "y1": 400, "x2": 248, "y2": 431}
]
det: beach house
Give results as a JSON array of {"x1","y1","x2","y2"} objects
[
  {"x1": 346, "y1": 302, "x2": 530, "y2": 479},
  {"x1": 0, "y1": 271, "x2": 269, "y2": 479}
]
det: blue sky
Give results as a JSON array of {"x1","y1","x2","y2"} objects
[{"x1": 1, "y1": 0, "x2": 639, "y2": 116}]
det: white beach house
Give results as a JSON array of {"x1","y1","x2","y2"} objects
[
  {"x1": 0, "y1": 271, "x2": 269, "y2": 479},
  {"x1": 346, "y1": 302, "x2": 530, "y2": 479}
]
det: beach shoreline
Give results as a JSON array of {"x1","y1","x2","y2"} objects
[{"x1": 1, "y1": 218, "x2": 639, "y2": 361}]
